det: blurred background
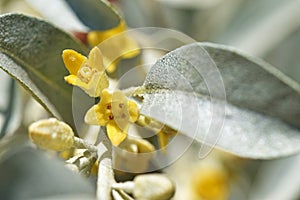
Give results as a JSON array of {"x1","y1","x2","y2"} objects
[{"x1": 0, "y1": 0, "x2": 300, "y2": 199}]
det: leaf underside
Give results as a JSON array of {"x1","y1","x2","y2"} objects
[{"x1": 141, "y1": 42, "x2": 300, "y2": 159}]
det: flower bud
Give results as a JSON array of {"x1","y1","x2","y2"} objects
[
  {"x1": 28, "y1": 118, "x2": 74, "y2": 151},
  {"x1": 133, "y1": 174, "x2": 175, "y2": 200},
  {"x1": 112, "y1": 174, "x2": 175, "y2": 200}
]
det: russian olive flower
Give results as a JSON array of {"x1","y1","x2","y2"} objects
[
  {"x1": 87, "y1": 20, "x2": 140, "y2": 73},
  {"x1": 157, "y1": 126, "x2": 177, "y2": 150},
  {"x1": 192, "y1": 163, "x2": 229, "y2": 200},
  {"x1": 85, "y1": 89, "x2": 139, "y2": 146},
  {"x1": 62, "y1": 46, "x2": 109, "y2": 97}
]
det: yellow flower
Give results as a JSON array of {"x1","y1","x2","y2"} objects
[
  {"x1": 62, "y1": 46, "x2": 109, "y2": 97},
  {"x1": 87, "y1": 20, "x2": 140, "y2": 73},
  {"x1": 157, "y1": 126, "x2": 177, "y2": 151},
  {"x1": 85, "y1": 89, "x2": 139, "y2": 146},
  {"x1": 192, "y1": 163, "x2": 229, "y2": 200}
]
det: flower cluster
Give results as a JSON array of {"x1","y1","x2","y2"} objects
[
  {"x1": 87, "y1": 20, "x2": 140, "y2": 73},
  {"x1": 62, "y1": 46, "x2": 139, "y2": 146}
]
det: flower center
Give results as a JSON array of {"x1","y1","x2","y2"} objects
[
  {"x1": 105, "y1": 103, "x2": 114, "y2": 121},
  {"x1": 78, "y1": 65, "x2": 99, "y2": 83},
  {"x1": 104, "y1": 102, "x2": 128, "y2": 121}
]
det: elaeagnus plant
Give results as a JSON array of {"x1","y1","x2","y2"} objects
[{"x1": 0, "y1": 0, "x2": 300, "y2": 200}]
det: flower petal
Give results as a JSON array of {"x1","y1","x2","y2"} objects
[
  {"x1": 87, "y1": 46, "x2": 104, "y2": 71},
  {"x1": 64, "y1": 74, "x2": 78, "y2": 85},
  {"x1": 111, "y1": 90, "x2": 131, "y2": 130},
  {"x1": 84, "y1": 72, "x2": 109, "y2": 97},
  {"x1": 119, "y1": 36, "x2": 140, "y2": 59},
  {"x1": 100, "y1": 89, "x2": 113, "y2": 104},
  {"x1": 87, "y1": 20, "x2": 127, "y2": 47},
  {"x1": 158, "y1": 131, "x2": 169, "y2": 150},
  {"x1": 128, "y1": 100, "x2": 139, "y2": 122},
  {"x1": 107, "y1": 121, "x2": 127, "y2": 146},
  {"x1": 85, "y1": 105, "x2": 107, "y2": 126},
  {"x1": 104, "y1": 58, "x2": 118, "y2": 74},
  {"x1": 64, "y1": 75, "x2": 89, "y2": 89},
  {"x1": 62, "y1": 49, "x2": 86, "y2": 75},
  {"x1": 119, "y1": 137, "x2": 155, "y2": 153},
  {"x1": 87, "y1": 21, "x2": 140, "y2": 74}
]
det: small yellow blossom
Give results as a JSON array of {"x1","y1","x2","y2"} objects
[
  {"x1": 157, "y1": 126, "x2": 177, "y2": 151},
  {"x1": 62, "y1": 46, "x2": 109, "y2": 97},
  {"x1": 85, "y1": 89, "x2": 139, "y2": 146},
  {"x1": 87, "y1": 20, "x2": 140, "y2": 73},
  {"x1": 192, "y1": 164, "x2": 229, "y2": 200},
  {"x1": 115, "y1": 137, "x2": 156, "y2": 173}
]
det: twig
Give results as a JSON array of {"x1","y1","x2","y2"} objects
[
  {"x1": 121, "y1": 86, "x2": 140, "y2": 97},
  {"x1": 97, "y1": 128, "x2": 116, "y2": 200},
  {"x1": 73, "y1": 137, "x2": 98, "y2": 152},
  {"x1": 113, "y1": 189, "x2": 134, "y2": 200},
  {"x1": 112, "y1": 190, "x2": 124, "y2": 200}
]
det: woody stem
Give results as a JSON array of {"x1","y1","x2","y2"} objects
[{"x1": 73, "y1": 137, "x2": 98, "y2": 152}]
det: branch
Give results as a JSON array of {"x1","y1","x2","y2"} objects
[{"x1": 97, "y1": 129, "x2": 115, "y2": 200}]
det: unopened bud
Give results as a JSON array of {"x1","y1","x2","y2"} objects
[
  {"x1": 28, "y1": 118, "x2": 74, "y2": 151},
  {"x1": 112, "y1": 174, "x2": 175, "y2": 200},
  {"x1": 134, "y1": 174, "x2": 175, "y2": 200}
]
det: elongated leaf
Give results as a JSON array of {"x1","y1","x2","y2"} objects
[
  {"x1": 0, "y1": 13, "x2": 88, "y2": 131},
  {"x1": 140, "y1": 42, "x2": 300, "y2": 159},
  {"x1": 64, "y1": 0, "x2": 121, "y2": 30},
  {"x1": 0, "y1": 146, "x2": 94, "y2": 199}
]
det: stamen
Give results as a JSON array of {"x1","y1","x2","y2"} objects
[{"x1": 78, "y1": 66, "x2": 93, "y2": 83}]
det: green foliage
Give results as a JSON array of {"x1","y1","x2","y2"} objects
[
  {"x1": 141, "y1": 43, "x2": 300, "y2": 159},
  {"x1": 0, "y1": 138, "x2": 94, "y2": 199},
  {"x1": 0, "y1": 13, "x2": 88, "y2": 130},
  {"x1": 64, "y1": 0, "x2": 121, "y2": 30}
]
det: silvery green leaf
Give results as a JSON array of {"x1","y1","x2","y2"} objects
[
  {"x1": 0, "y1": 13, "x2": 88, "y2": 131},
  {"x1": 0, "y1": 146, "x2": 94, "y2": 199},
  {"x1": 64, "y1": 0, "x2": 121, "y2": 30},
  {"x1": 141, "y1": 42, "x2": 300, "y2": 159}
]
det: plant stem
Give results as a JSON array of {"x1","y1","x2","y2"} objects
[
  {"x1": 73, "y1": 136, "x2": 98, "y2": 152},
  {"x1": 97, "y1": 130, "x2": 115, "y2": 200},
  {"x1": 112, "y1": 189, "x2": 134, "y2": 200},
  {"x1": 121, "y1": 86, "x2": 140, "y2": 97}
]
